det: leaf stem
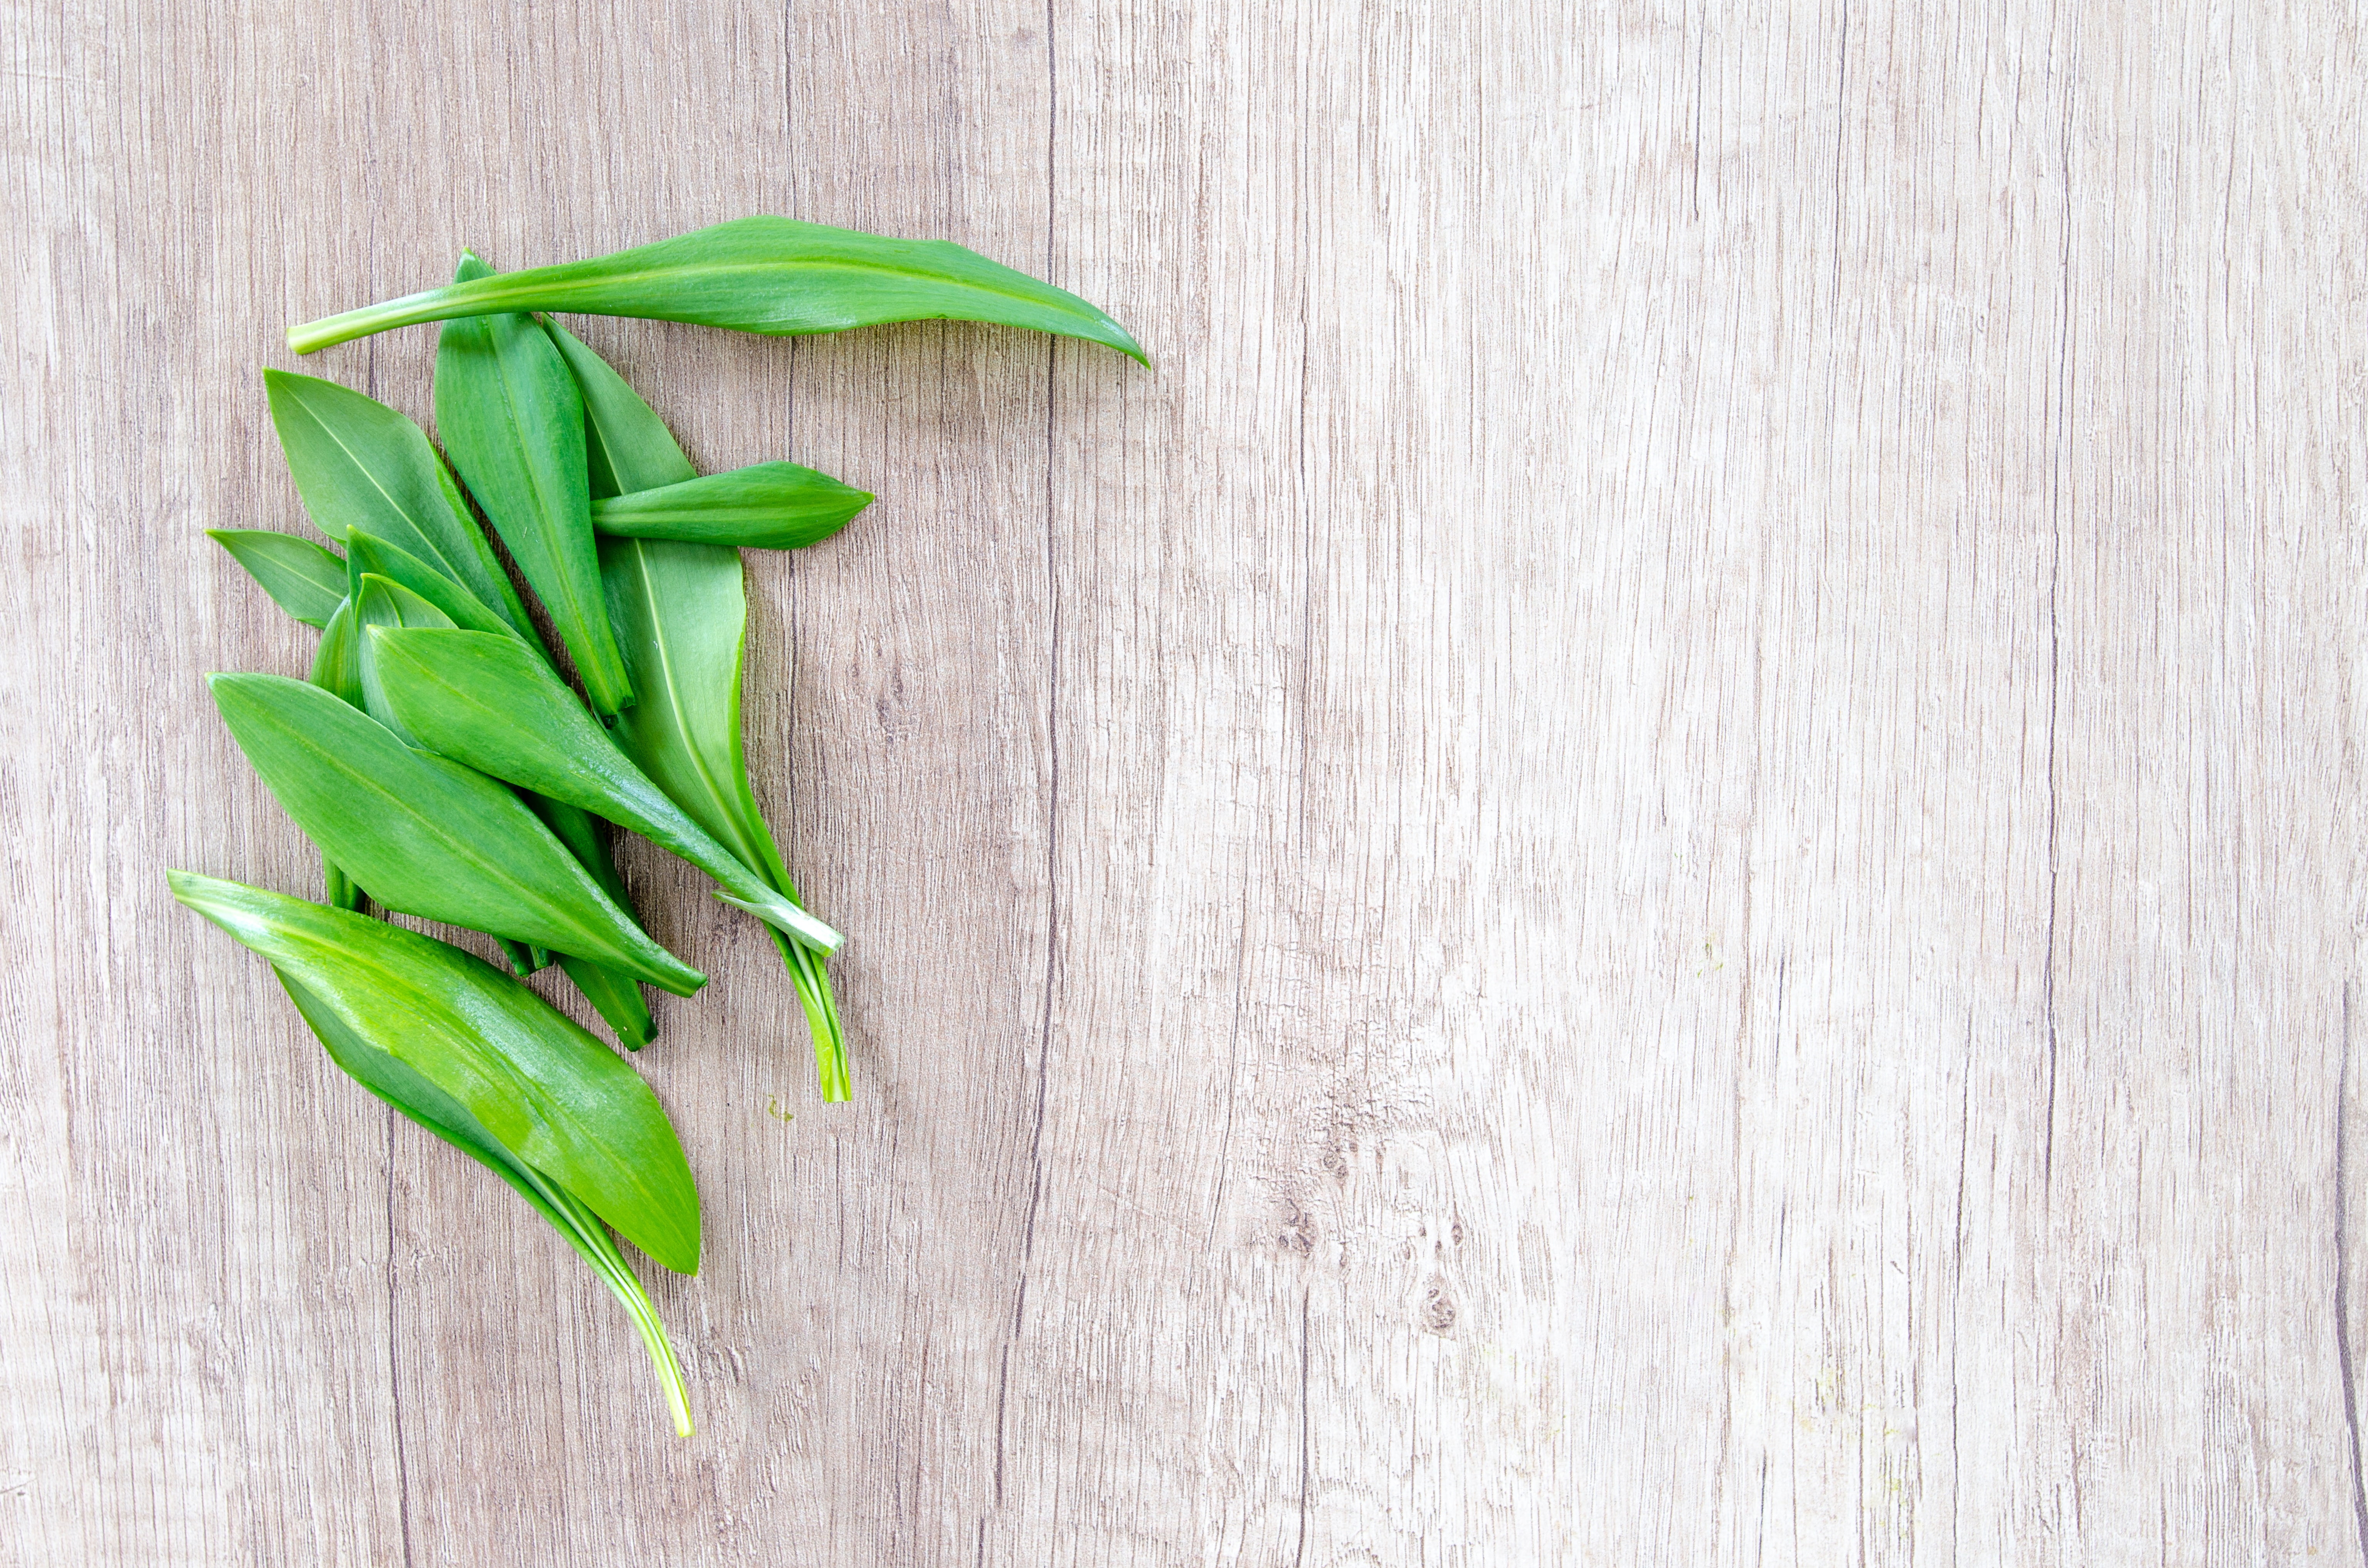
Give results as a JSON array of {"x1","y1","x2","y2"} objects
[
  {"x1": 770, "y1": 927, "x2": 848, "y2": 1102},
  {"x1": 521, "y1": 1165, "x2": 695, "y2": 1436}
]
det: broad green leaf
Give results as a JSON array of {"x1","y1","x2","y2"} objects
[
  {"x1": 288, "y1": 215, "x2": 1149, "y2": 366},
  {"x1": 347, "y1": 576, "x2": 543, "y2": 970},
  {"x1": 346, "y1": 572, "x2": 651, "y2": 1011},
  {"x1": 434, "y1": 252, "x2": 632, "y2": 714},
  {"x1": 276, "y1": 969, "x2": 690, "y2": 1433},
  {"x1": 589, "y1": 460, "x2": 871, "y2": 551},
  {"x1": 317, "y1": 583, "x2": 530, "y2": 976},
  {"x1": 262, "y1": 370, "x2": 533, "y2": 638},
  {"x1": 368, "y1": 627, "x2": 843, "y2": 956},
  {"x1": 209, "y1": 529, "x2": 346, "y2": 627},
  {"x1": 599, "y1": 539, "x2": 795, "y2": 886},
  {"x1": 603, "y1": 540, "x2": 851, "y2": 1097},
  {"x1": 557, "y1": 330, "x2": 851, "y2": 1097},
  {"x1": 167, "y1": 870, "x2": 700, "y2": 1274},
  {"x1": 344, "y1": 528, "x2": 512, "y2": 635},
  {"x1": 207, "y1": 672, "x2": 705, "y2": 996}
]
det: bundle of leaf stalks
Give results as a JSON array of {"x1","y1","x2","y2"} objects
[{"x1": 178, "y1": 219, "x2": 1144, "y2": 1435}]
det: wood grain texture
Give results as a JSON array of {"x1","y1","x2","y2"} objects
[{"x1": 5, "y1": 0, "x2": 2365, "y2": 1562}]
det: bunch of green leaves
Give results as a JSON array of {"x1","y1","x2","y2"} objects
[{"x1": 191, "y1": 216, "x2": 1141, "y2": 1437}]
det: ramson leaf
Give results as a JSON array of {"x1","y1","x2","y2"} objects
[
  {"x1": 207, "y1": 672, "x2": 705, "y2": 996},
  {"x1": 290, "y1": 216, "x2": 1148, "y2": 365},
  {"x1": 208, "y1": 529, "x2": 347, "y2": 627},
  {"x1": 168, "y1": 871, "x2": 700, "y2": 1274},
  {"x1": 276, "y1": 968, "x2": 691, "y2": 1433}
]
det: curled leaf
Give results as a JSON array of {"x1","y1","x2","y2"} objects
[{"x1": 278, "y1": 968, "x2": 690, "y2": 1432}]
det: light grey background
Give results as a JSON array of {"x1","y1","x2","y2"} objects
[{"x1": 7, "y1": 1, "x2": 2366, "y2": 1562}]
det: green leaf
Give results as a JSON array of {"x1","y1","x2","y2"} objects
[
  {"x1": 352, "y1": 572, "x2": 458, "y2": 741},
  {"x1": 528, "y1": 798, "x2": 656, "y2": 1050},
  {"x1": 167, "y1": 870, "x2": 700, "y2": 1274},
  {"x1": 544, "y1": 319, "x2": 697, "y2": 498},
  {"x1": 304, "y1": 599, "x2": 367, "y2": 912},
  {"x1": 346, "y1": 573, "x2": 654, "y2": 1002},
  {"x1": 209, "y1": 529, "x2": 347, "y2": 627},
  {"x1": 367, "y1": 627, "x2": 843, "y2": 956},
  {"x1": 207, "y1": 671, "x2": 705, "y2": 996},
  {"x1": 599, "y1": 540, "x2": 795, "y2": 886},
  {"x1": 262, "y1": 369, "x2": 534, "y2": 639},
  {"x1": 587, "y1": 460, "x2": 871, "y2": 551},
  {"x1": 434, "y1": 252, "x2": 632, "y2": 714},
  {"x1": 301, "y1": 599, "x2": 528, "y2": 971},
  {"x1": 344, "y1": 528, "x2": 513, "y2": 635},
  {"x1": 287, "y1": 215, "x2": 1149, "y2": 365},
  {"x1": 308, "y1": 597, "x2": 363, "y2": 707},
  {"x1": 554, "y1": 331, "x2": 851, "y2": 1097},
  {"x1": 276, "y1": 968, "x2": 690, "y2": 1433}
]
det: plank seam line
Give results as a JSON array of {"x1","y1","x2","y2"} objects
[{"x1": 2337, "y1": 983, "x2": 2368, "y2": 1566}]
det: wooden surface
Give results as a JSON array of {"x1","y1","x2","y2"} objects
[{"x1": 6, "y1": 1, "x2": 2365, "y2": 1562}]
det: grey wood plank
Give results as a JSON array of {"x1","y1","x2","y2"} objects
[{"x1": 5, "y1": 0, "x2": 2367, "y2": 1563}]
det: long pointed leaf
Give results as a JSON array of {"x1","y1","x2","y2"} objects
[
  {"x1": 599, "y1": 538, "x2": 796, "y2": 887},
  {"x1": 344, "y1": 572, "x2": 650, "y2": 1011},
  {"x1": 368, "y1": 627, "x2": 842, "y2": 955},
  {"x1": 434, "y1": 252, "x2": 632, "y2": 713},
  {"x1": 589, "y1": 460, "x2": 871, "y2": 551},
  {"x1": 262, "y1": 369, "x2": 533, "y2": 637},
  {"x1": 209, "y1": 529, "x2": 347, "y2": 627},
  {"x1": 555, "y1": 327, "x2": 851, "y2": 1096},
  {"x1": 207, "y1": 672, "x2": 704, "y2": 995},
  {"x1": 290, "y1": 216, "x2": 1148, "y2": 365},
  {"x1": 168, "y1": 871, "x2": 700, "y2": 1274},
  {"x1": 276, "y1": 970, "x2": 690, "y2": 1433}
]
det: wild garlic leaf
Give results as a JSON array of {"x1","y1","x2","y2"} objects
[
  {"x1": 589, "y1": 460, "x2": 872, "y2": 551},
  {"x1": 602, "y1": 541, "x2": 852, "y2": 1097},
  {"x1": 345, "y1": 570, "x2": 652, "y2": 1009},
  {"x1": 527, "y1": 800, "x2": 656, "y2": 1050},
  {"x1": 367, "y1": 627, "x2": 843, "y2": 956},
  {"x1": 208, "y1": 529, "x2": 347, "y2": 627},
  {"x1": 543, "y1": 319, "x2": 697, "y2": 496},
  {"x1": 434, "y1": 252, "x2": 633, "y2": 714},
  {"x1": 344, "y1": 528, "x2": 513, "y2": 635},
  {"x1": 306, "y1": 598, "x2": 366, "y2": 912},
  {"x1": 168, "y1": 871, "x2": 700, "y2": 1274},
  {"x1": 555, "y1": 327, "x2": 852, "y2": 1097},
  {"x1": 262, "y1": 370, "x2": 533, "y2": 638},
  {"x1": 347, "y1": 574, "x2": 545, "y2": 976},
  {"x1": 346, "y1": 573, "x2": 549, "y2": 971},
  {"x1": 207, "y1": 672, "x2": 705, "y2": 996},
  {"x1": 599, "y1": 538, "x2": 797, "y2": 887},
  {"x1": 288, "y1": 215, "x2": 1149, "y2": 365},
  {"x1": 274, "y1": 968, "x2": 689, "y2": 1432},
  {"x1": 352, "y1": 572, "x2": 458, "y2": 741}
]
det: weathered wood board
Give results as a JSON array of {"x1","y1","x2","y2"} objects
[{"x1": 5, "y1": 1, "x2": 2364, "y2": 1561}]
